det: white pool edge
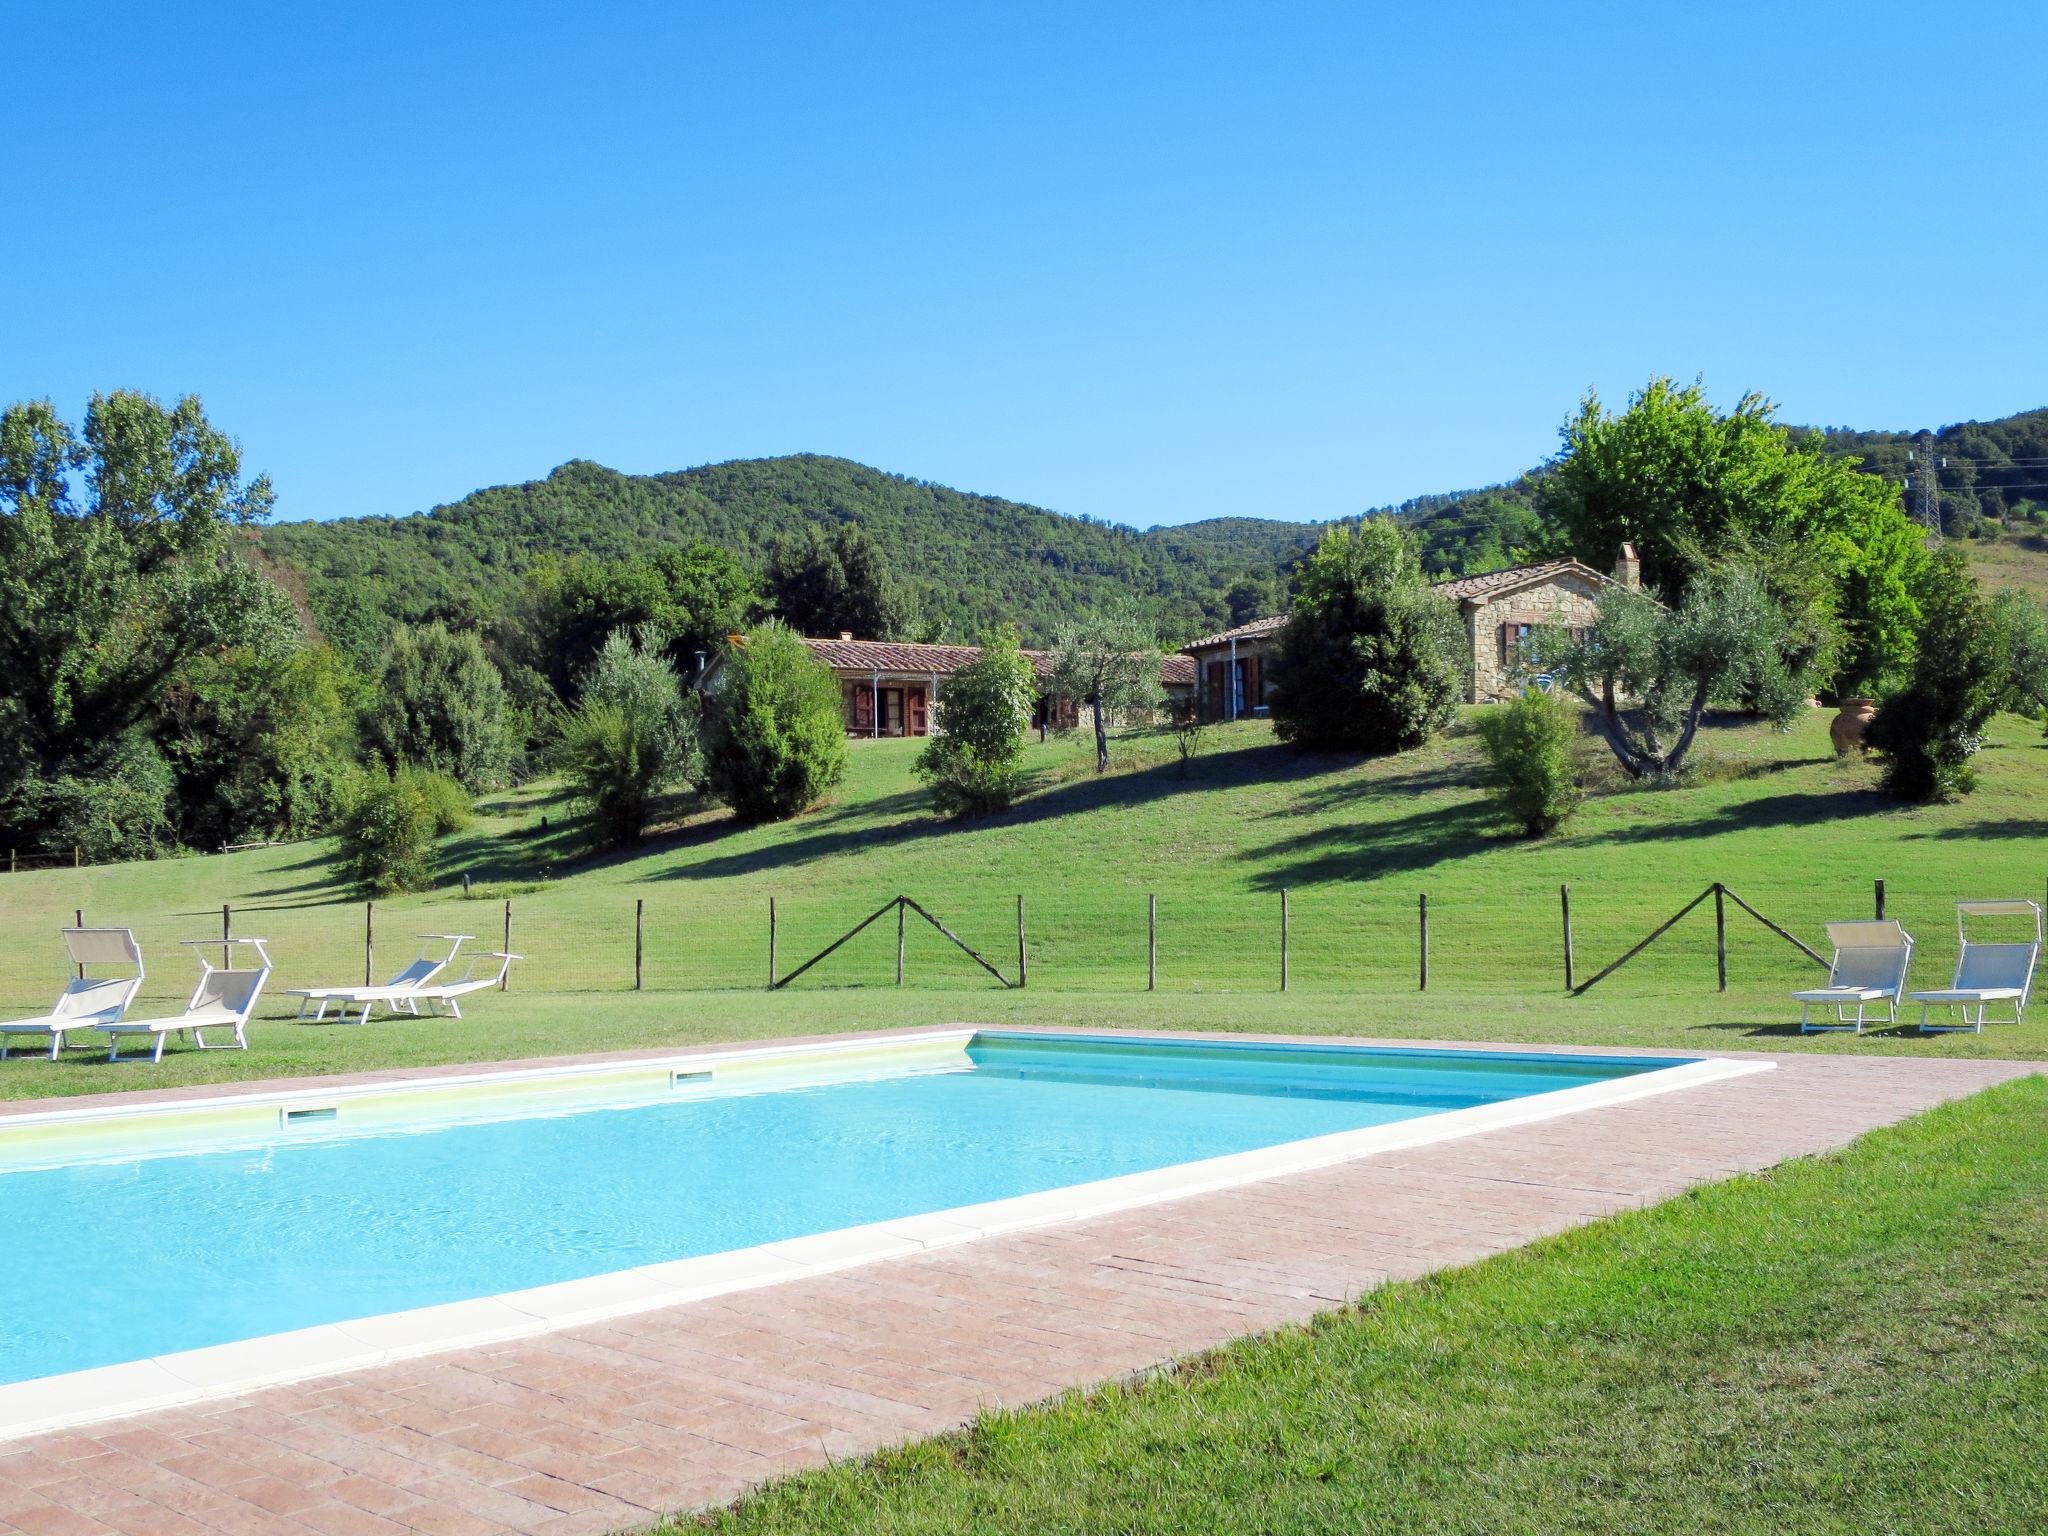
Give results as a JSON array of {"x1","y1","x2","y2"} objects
[{"x1": 0, "y1": 1036, "x2": 1771, "y2": 1442}]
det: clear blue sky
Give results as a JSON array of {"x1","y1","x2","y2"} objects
[{"x1": 6, "y1": 2, "x2": 2043, "y2": 529}]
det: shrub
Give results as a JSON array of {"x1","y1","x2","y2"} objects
[
  {"x1": 363, "y1": 623, "x2": 512, "y2": 792},
  {"x1": 1867, "y1": 548, "x2": 2003, "y2": 802},
  {"x1": 1474, "y1": 689, "x2": 1584, "y2": 836},
  {"x1": 915, "y1": 628, "x2": 1036, "y2": 816},
  {"x1": 552, "y1": 629, "x2": 701, "y2": 847},
  {"x1": 335, "y1": 770, "x2": 436, "y2": 895},
  {"x1": 704, "y1": 623, "x2": 848, "y2": 822},
  {"x1": 1269, "y1": 519, "x2": 1466, "y2": 752},
  {"x1": 1167, "y1": 696, "x2": 1205, "y2": 778},
  {"x1": 406, "y1": 768, "x2": 473, "y2": 836}
]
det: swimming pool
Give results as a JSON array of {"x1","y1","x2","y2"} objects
[{"x1": 0, "y1": 1028, "x2": 1766, "y2": 1435}]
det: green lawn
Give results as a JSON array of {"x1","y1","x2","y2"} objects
[
  {"x1": 2, "y1": 708, "x2": 2045, "y2": 1103},
  {"x1": 682, "y1": 1075, "x2": 2048, "y2": 1535}
]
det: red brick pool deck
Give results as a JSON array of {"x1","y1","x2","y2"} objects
[{"x1": 0, "y1": 1032, "x2": 2035, "y2": 1536}]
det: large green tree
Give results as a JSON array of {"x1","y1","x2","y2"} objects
[
  {"x1": 1866, "y1": 549, "x2": 2005, "y2": 802},
  {"x1": 1543, "y1": 378, "x2": 1928, "y2": 692},
  {"x1": 765, "y1": 522, "x2": 908, "y2": 640},
  {"x1": 159, "y1": 642, "x2": 361, "y2": 849},
  {"x1": 0, "y1": 392, "x2": 284, "y2": 853},
  {"x1": 508, "y1": 544, "x2": 756, "y2": 701},
  {"x1": 1268, "y1": 519, "x2": 1466, "y2": 753},
  {"x1": 362, "y1": 623, "x2": 512, "y2": 791}
]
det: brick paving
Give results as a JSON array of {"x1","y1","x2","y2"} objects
[{"x1": 0, "y1": 1038, "x2": 2035, "y2": 1536}]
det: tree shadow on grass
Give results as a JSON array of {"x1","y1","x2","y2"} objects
[
  {"x1": 1237, "y1": 799, "x2": 1501, "y2": 889},
  {"x1": 1907, "y1": 819, "x2": 2048, "y2": 841},
  {"x1": 1568, "y1": 788, "x2": 1896, "y2": 846},
  {"x1": 659, "y1": 741, "x2": 1333, "y2": 883},
  {"x1": 1270, "y1": 759, "x2": 1484, "y2": 818}
]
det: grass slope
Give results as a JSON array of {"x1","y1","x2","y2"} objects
[
  {"x1": 3, "y1": 709, "x2": 2046, "y2": 1102},
  {"x1": 1966, "y1": 530, "x2": 2048, "y2": 603},
  {"x1": 684, "y1": 1075, "x2": 2048, "y2": 1536}
]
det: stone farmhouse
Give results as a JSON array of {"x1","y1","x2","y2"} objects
[{"x1": 1182, "y1": 546, "x2": 1641, "y2": 720}]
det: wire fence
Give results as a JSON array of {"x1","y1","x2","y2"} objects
[{"x1": 2, "y1": 870, "x2": 2039, "y2": 1016}]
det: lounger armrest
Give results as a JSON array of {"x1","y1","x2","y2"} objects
[
  {"x1": 1909, "y1": 988, "x2": 2025, "y2": 1003},
  {"x1": 1791, "y1": 987, "x2": 1892, "y2": 1002}
]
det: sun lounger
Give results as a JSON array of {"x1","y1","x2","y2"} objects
[
  {"x1": 0, "y1": 928, "x2": 146, "y2": 1060},
  {"x1": 1791, "y1": 920, "x2": 1913, "y2": 1033},
  {"x1": 93, "y1": 939, "x2": 274, "y2": 1063},
  {"x1": 1910, "y1": 900, "x2": 2042, "y2": 1034},
  {"x1": 286, "y1": 934, "x2": 468, "y2": 1022},
  {"x1": 324, "y1": 952, "x2": 519, "y2": 1024}
]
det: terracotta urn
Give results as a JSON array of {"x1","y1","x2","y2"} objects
[{"x1": 1831, "y1": 696, "x2": 1877, "y2": 756}]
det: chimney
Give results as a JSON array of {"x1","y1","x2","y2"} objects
[
  {"x1": 839, "y1": 631, "x2": 855, "y2": 642},
  {"x1": 1615, "y1": 542, "x2": 1641, "y2": 592}
]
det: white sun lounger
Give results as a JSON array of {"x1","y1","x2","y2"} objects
[
  {"x1": 325, "y1": 952, "x2": 519, "y2": 1024},
  {"x1": 1910, "y1": 900, "x2": 2042, "y2": 1034},
  {"x1": 93, "y1": 939, "x2": 274, "y2": 1063},
  {"x1": 286, "y1": 934, "x2": 469, "y2": 1022},
  {"x1": 1792, "y1": 920, "x2": 1914, "y2": 1033},
  {"x1": 0, "y1": 928, "x2": 146, "y2": 1060}
]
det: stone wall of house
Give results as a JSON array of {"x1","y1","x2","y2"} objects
[{"x1": 1464, "y1": 574, "x2": 1605, "y2": 702}]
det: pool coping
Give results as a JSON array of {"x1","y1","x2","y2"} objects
[{"x1": 0, "y1": 1027, "x2": 1771, "y2": 1442}]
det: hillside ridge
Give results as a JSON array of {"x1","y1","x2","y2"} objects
[{"x1": 256, "y1": 406, "x2": 2048, "y2": 659}]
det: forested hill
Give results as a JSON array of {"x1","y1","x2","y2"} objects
[
  {"x1": 256, "y1": 405, "x2": 2048, "y2": 661},
  {"x1": 256, "y1": 455, "x2": 1324, "y2": 659}
]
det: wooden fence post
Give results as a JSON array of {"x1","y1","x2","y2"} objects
[
  {"x1": 768, "y1": 898, "x2": 778, "y2": 989},
  {"x1": 501, "y1": 900, "x2": 511, "y2": 990},
  {"x1": 1560, "y1": 883, "x2": 1574, "y2": 992},
  {"x1": 73, "y1": 845, "x2": 80, "y2": 869},
  {"x1": 75, "y1": 908, "x2": 84, "y2": 979},
  {"x1": 896, "y1": 898, "x2": 906, "y2": 986},
  {"x1": 1875, "y1": 878, "x2": 1885, "y2": 921},
  {"x1": 1279, "y1": 888, "x2": 1290, "y2": 992},
  {"x1": 1016, "y1": 896, "x2": 1027, "y2": 988},
  {"x1": 222, "y1": 903, "x2": 232, "y2": 972},
  {"x1": 634, "y1": 899, "x2": 644, "y2": 991},
  {"x1": 1714, "y1": 882, "x2": 1728, "y2": 993},
  {"x1": 1148, "y1": 894, "x2": 1157, "y2": 992},
  {"x1": 1418, "y1": 893, "x2": 1430, "y2": 992},
  {"x1": 364, "y1": 901, "x2": 373, "y2": 986}
]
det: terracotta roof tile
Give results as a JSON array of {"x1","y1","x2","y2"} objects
[
  {"x1": 1182, "y1": 615, "x2": 1288, "y2": 651},
  {"x1": 795, "y1": 637, "x2": 1193, "y2": 688}
]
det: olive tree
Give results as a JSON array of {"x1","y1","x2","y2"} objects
[
  {"x1": 1049, "y1": 600, "x2": 1163, "y2": 772},
  {"x1": 1552, "y1": 562, "x2": 1813, "y2": 779}
]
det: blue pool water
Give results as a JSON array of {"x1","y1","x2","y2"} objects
[{"x1": 0, "y1": 1034, "x2": 1678, "y2": 1385}]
